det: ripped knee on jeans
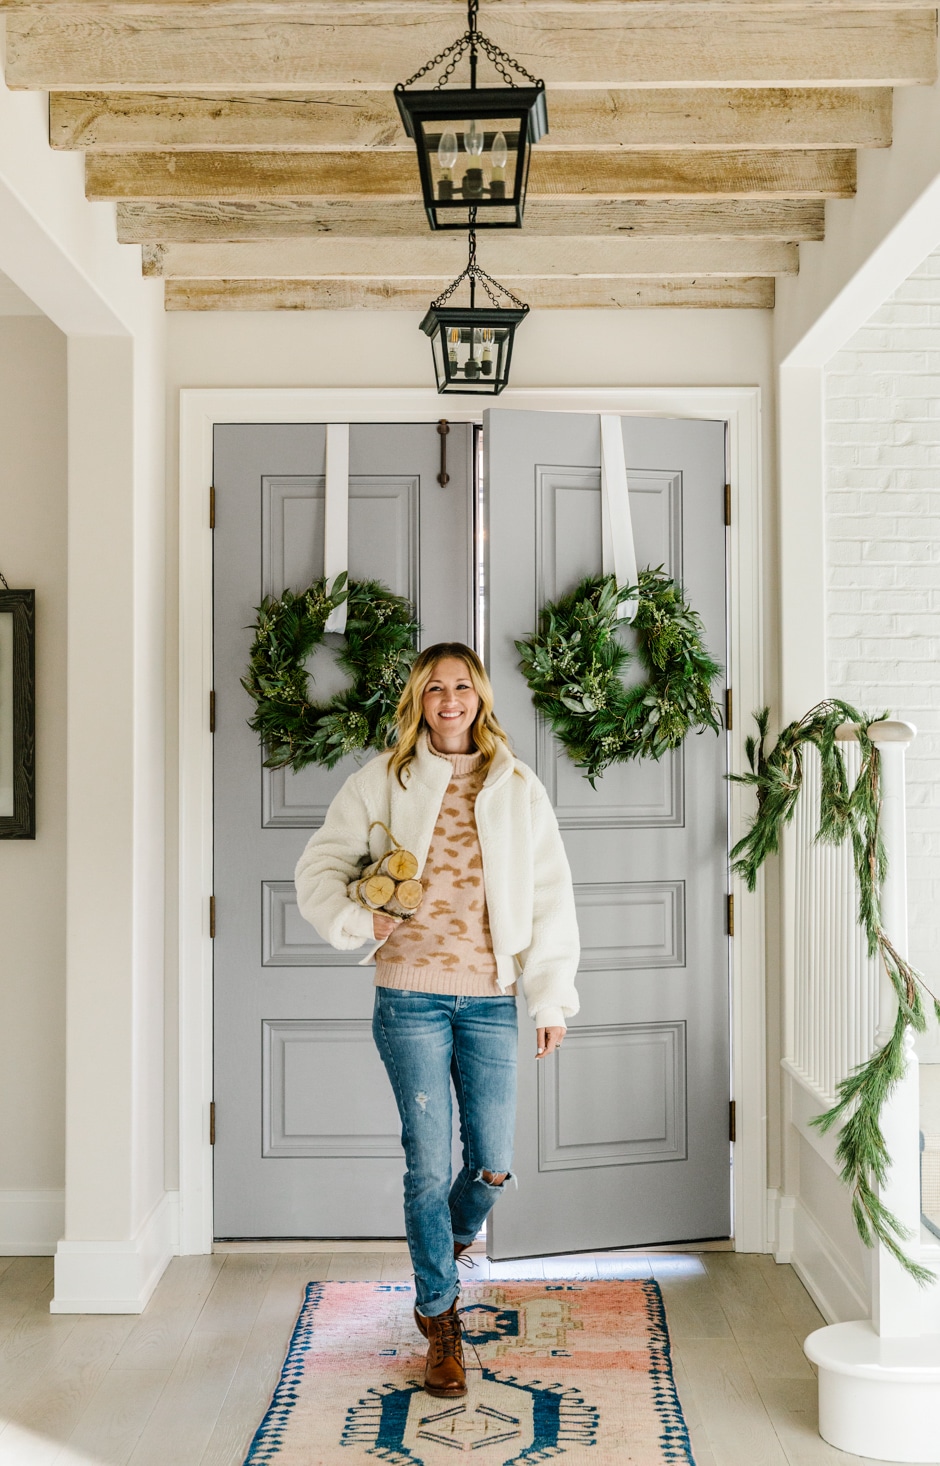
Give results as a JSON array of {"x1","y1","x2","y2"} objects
[{"x1": 479, "y1": 1168, "x2": 511, "y2": 1188}]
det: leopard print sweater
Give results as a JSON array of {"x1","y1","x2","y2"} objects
[{"x1": 374, "y1": 748, "x2": 511, "y2": 997}]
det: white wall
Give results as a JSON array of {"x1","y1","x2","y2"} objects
[
  {"x1": 164, "y1": 305, "x2": 777, "y2": 1193},
  {"x1": 0, "y1": 59, "x2": 170, "y2": 1305},
  {"x1": 826, "y1": 247, "x2": 940, "y2": 1018},
  {"x1": 0, "y1": 313, "x2": 68, "y2": 1254}
]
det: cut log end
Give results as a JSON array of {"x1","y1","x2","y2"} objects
[
  {"x1": 385, "y1": 879, "x2": 424, "y2": 917},
  {"x1": 349, "y1": 873, "x2": 396, "y2": 910},
  {"x1": 386, "y1": 848, "x2": 419, "y2": 881},
  {"x1": 393, "y1": 879, "x2": 423, "y2": 910}
]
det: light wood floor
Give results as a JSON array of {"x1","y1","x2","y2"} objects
[{"x1": 0, "y1": 1248, "x2": 904, "y2": 1466}]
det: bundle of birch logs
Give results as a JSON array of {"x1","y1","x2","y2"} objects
[{"x1": 348, "y1": 822, "x2": 424, "y2": 919}]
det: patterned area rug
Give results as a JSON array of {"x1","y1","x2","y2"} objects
[{"x1": 243, "y1": 1278, "x2": 696, "y2": 1465}]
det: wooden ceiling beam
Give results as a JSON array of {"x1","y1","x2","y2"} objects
[
  {"x1": 163, "y1": 276, "x2": 777, "y2": 310},
  {"x1": 1, "y1": 2, "x2": 936, "y2": 11},
  {"x1": 86, "y1": 147, "x2": 856, "y2": 198},
  {"x1": 50, "y1": 86, "x2": 893, "y2": 152},
  {"x1": 140, "y1": 236, "x2": 799, "y2": 277},
  {"x1": 115, "y1": 197, "x2": 828, "y2": 241},
  {"x1": 7, "y1": 10, "x2": 935, "y2": 89},
  {"x1": 2, "y1": 2, "x2": 938, "y2": 10}
]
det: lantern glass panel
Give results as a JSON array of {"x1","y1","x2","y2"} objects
[
  {"x1": 427, "y1": 118, "x2": 518, "y2": 200},
  {"x1": 422, "y1": 307, "x2": 526, "y2": 395},
  {"x1": 396, "y1": 85, "x2": 546, "y2": 231}
]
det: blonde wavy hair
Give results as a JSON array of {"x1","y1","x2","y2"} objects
[{"x1": 388, "y1": 643, "x2": 511, "y2": 786}]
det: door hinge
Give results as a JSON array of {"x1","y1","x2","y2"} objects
[
  {"x1": 209, "y1": 1101, "x2": 216, "y2": 1146},
  {"x1": 724, "y1": 482, "x2": 731, "y2": 526},
  {"x1": 209, "y1": 484, "x2": 216, "y2": 529},
  {"x1": 727, "y1": 893, "x2": 734, "y2": 938},
  {"x1": 209, "y1": 895, "x2": 216, "y2": 939},
  {"x1": 729, "y1": 1099, "x2": 736, "y2": 1144},
  {"x1": 209, "y1": 689, "x2": 216, "y2": 733},
  {"x1": 725, "y1": 687, "x2": 733, "y2": 731}
]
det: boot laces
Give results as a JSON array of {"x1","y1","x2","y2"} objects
[
  {"x1": 456, "y1": 1309, "x2": 486, "y2": 1374},
  {"x1": 432, "y1": 1309, "x2": 464, "y2": 1364}
]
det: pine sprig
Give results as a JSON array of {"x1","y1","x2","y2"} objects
[
  {"x1": 241, "y1": 574, "x2": 419, "y2": 771},
  {"x1": 733, "y1": 702, "x2": 934, "y2": 1284},
  {"x1": 516, "y1": 569, "x2": 723, "y2": 784}
]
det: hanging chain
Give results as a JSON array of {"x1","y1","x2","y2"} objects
[
  {"x1": 429, "y1": 215, "x2": 528, "y2": 314},
  {"x1": 430, "y1": 260, "x2": 526, "y2": 312},
  {"x1": 473, "y1": 33, "x2": 540, "y2": 88},
  {"x1": 473, "y1": 264, "x2": 528, "y2": 310},
  {"x1": 398, "y1": 0, "x2": 540, "y2": 92},
  {"x1": 399, "y1": 33, "x2": 472, "y2": 92},
  {"x1": 0, "y1": 569, "x2": 9, "y2": 591},
  {"x1": 430, "y1": 264, "x2": 473, "y2": 311}
]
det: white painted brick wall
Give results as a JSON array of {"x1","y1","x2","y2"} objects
[{"x1": 826, "y1": 250, "x2": 940, "y2": 987}]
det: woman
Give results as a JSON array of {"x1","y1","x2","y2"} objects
[{"x1": 295, "y1": 643, "x2": 579, "y2": 1399}]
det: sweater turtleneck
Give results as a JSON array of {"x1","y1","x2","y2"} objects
[{"x1": 374, "y1": 738, "x2": 507, "y2": 997}]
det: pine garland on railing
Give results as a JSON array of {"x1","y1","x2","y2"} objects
[{"x1": 731, "y1": 699, "x2": 937, "y2": 1283}]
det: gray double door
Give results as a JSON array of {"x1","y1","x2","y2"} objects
[
  {"x1": 212, "y1": 422, "x2": 474, "y2": 1237},
  {"x1": 212, "y1": 412, "x2": 730, "y2": 1250},
  {"x1": 485, "y1": 410, "x2": 730, "y2": 1257}
]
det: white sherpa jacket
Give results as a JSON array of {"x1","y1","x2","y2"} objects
[{"x1": 294, "y1": 735, "x2": 580, "y2": 1029}]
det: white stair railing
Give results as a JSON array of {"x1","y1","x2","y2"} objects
[
  {"x1": 790, "y1": 721, "x2": 940, "y2": 1463},
  {"x1": 788, "y1": 733, "x2": 880, "y2": 1108}
]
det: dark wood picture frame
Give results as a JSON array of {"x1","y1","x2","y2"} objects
[{"x1": 0, "y1": 589, "x2": 36, "y2": 839}]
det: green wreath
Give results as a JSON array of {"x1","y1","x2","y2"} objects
[
  {"x1": 242, "y1": 573, "x2": 419, "y2": 772},
  {"x1": 515, "y1": 569, "x2": 722, "y2": 784}
]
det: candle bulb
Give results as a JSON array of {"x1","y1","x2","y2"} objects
[
  {"x1": 463, "y1": 119, "x2": 485, "y2": 198},
  {"x1": 489, "y1": 131, "x2": 508, "y2": 199},
  {"x1": 447, "y1": 327, "x2": 461, "y2": 372},
  {"x1": 480, "y1": 329, "x2": 494, "y2": 375},
  {"x1": 437, "y1": 130, "x2": 458, "y2": 201}
]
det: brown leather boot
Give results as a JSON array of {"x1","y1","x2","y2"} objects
[{"x1": 422, "y1": 1302, "x2": 466, "y2": 1398}]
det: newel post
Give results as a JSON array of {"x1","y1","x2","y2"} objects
[
  {"x1": 867, "y1": 722, "x2": 922, "y2": 1339},
  {"x1": 806, "y1": 721, "x2": 940, "y2": 1464}
]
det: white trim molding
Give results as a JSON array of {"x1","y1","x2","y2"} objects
[
  {"x1": 178, "y1": 385, "x2": 766, "y2": 1256},
  {"x1": 0, "y1": 1189, "x2": 65, "y2": 1256},
  {"x1": 51, "y1": 1190, "x2": 179, "y2": 1314}
]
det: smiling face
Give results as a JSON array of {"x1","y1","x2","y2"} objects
[{"x1": 421, "y1": 656, "x2": 482, "y2": 754}]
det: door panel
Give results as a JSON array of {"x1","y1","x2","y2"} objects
[
  {"x1": 484, "y1": 408, "x2": 730, "y2": 1257},
  {"x1": 213, "y1": 421, "x2": 473, "y2": 1238}
]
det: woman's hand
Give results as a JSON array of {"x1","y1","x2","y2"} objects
[
  {"x1": 372, "y1": 911, "x2": 402, "y2": 941},
  {"x1": 536, "y1": 1026, "x2": 566, "y2": 1059}
]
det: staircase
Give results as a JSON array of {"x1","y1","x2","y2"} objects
[{"x1": 777, "y1": 721, "x2": 940, "y2": 1462}]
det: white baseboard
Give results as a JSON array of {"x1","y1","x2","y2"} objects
[
  {"x1": 0, "y1": 1189, "x2": 65, "y2": 1255},
  {"x1": 789, "y1": 1194, "x2": 868, "y2": 1326},
  {"x1": 51, "y1": 1190, "x2": 179, "y2": 1313}
]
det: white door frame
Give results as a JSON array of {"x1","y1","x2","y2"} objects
[{"x1": 178, "y1": 385, "x2": 765, "y2": 1257}]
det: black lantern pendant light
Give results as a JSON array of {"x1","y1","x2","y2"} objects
[
  {"x1": 395, "y1": 0, "x2": 548, "y2": 231},
  {"x1": 420, "y1": 220, "x2": 528, "y2": 394}
]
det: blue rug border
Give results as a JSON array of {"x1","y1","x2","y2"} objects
[
  {"x1": 639, "y1": 1277, "x2": 698, "y2": 1466},
  {"x1": 242, "y1": 1276, "x2": 697, "y2": 1465}
]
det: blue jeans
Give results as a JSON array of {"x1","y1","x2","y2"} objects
[{"x1": 372, "y1": 987, "x2": 518, "y2": 1318}]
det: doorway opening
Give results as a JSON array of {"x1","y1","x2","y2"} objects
[{"x1": 177, "y1": 385, "x2": 765, "y2": 1260}]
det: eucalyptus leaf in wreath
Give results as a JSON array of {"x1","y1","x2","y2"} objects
[
  {"x1": 515, "y1": 569, "x2": 723, "y2": 784},
  {"x1": 241, "y1": 573, "x2": 419, "y2": 772}
]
